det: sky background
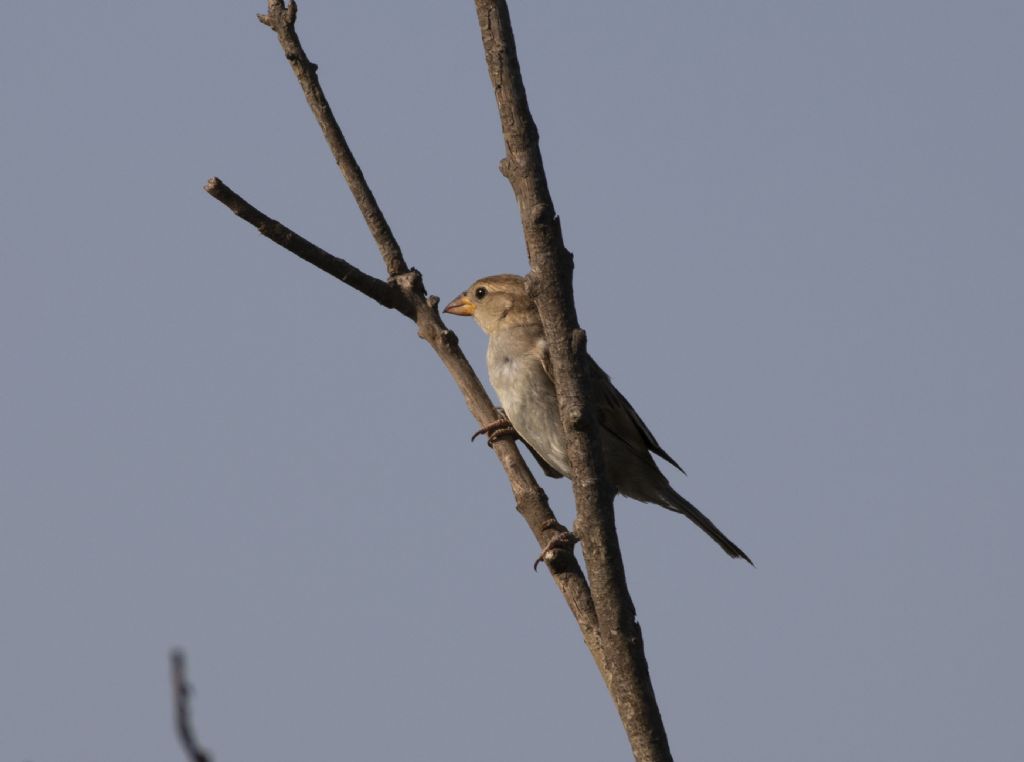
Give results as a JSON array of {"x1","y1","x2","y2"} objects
[{"x1": 2, "y1": 1, "x2": 1022, "y2": 760}]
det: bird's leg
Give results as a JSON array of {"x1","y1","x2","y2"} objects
[
  {"x1": 471, "y1": 410, "x2": 518, "y2": 448},
  {"x1": 532, "y1": 512, "x2": 586, "y2": 569},
  {"x1": 533, "y1": 528, "x2": 579, "y2": 571}
]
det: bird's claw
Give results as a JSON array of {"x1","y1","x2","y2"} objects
[
  {"x1": 533, "y1": 531, "x2": 579, "y2": 571},
  {"x1": 471, "y1": 417, "x2": 517, "y2": 447}
]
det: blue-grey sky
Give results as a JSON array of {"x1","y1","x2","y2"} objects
[{"x1": 2, "y1": 2, "x2": 1021, "y2": 760}]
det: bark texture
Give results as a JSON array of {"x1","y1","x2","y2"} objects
[{"x1": 473, "y1": 2, "x2": 673, "y2": 760}]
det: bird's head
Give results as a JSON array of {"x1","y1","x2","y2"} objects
[{"x1": 443, "y1": 274, "x2": 538, "y2": 335}]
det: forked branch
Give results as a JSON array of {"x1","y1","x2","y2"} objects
[
  {"x1": 207, "y1": 0, "x2": 613, "y2": 693},
  {"x1": 207, "y1": 2, "x2": 674, "y2": 760}
]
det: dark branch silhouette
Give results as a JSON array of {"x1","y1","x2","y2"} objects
[{"x1": 171, "y1": 650, "x2": 213, "y2": 762}]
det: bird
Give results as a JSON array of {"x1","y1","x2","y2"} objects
[{"x1": 443, "y1": 273, "x2": 751, "y2": 564}]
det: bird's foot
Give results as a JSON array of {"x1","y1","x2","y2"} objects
[
  {"x1": 471, "y1": 416, "x2": 517, "y2": 447},
  {"x1": 533, "y1": 531, "x2": 579, "y2": 571}
]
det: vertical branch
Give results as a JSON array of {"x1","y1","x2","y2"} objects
[
  {"x1": 171, "y1": 650, "x2": 214, "y2": 762},
  {"x1": 473, "y1": 2, "x2": 673, "y2": 761}
]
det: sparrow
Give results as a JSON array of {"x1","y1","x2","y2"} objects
[{"x1": 444, "y1": 274, "x2": 751, "y2": 564}]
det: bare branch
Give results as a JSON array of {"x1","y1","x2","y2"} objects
[
  {"x1": 473, "y1": 2, "x2": 672, "y2": 760},
  {"x1": 205, "y1": 175, "x2": 608, "y2": 678},
  {"x1": 203, "y1": 2, "x2": 617, "y2": 693},
  {"x1": 205, "y1": 177, "x2": 411, "y2": 317},
  {"x1": 257, "y1": 0, "x2": 407, "y2": 278},
  {"x1": 171, "y1": 650, "x2": 213, "y2": 762}
]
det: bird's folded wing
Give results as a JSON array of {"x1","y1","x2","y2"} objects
[
  {"x1": 522, "y1": 440, "x2": 564, "y2": 479},
  {"x1": 533, "y1": 340, "x2": 686, "y2": 475},
  {"x1": 589, "y1": 359, "x2": 687, "y2": 474}
]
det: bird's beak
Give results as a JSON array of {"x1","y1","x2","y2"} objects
[{"x1": 443, "y1": 294, "x2": 475, "y2": 316}]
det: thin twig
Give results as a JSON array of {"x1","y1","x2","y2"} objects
[
  {"x1": 205, "y1": 177, "x2": 411, "y2": 317},
  {"x1": 473, "y1": 2, "x2": 673, "y2": 760},
  {"x1": 257, "y1": 0, "x2": 407, "y2": 278},
  {"x1": 171, "y1": 650, "x2": 213, "y2": 762}
]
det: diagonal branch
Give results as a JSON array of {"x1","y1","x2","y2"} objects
[
  {"x1": 257, "y1": 0, "x2": 406, "y2": 278},
  {"x1": 205, "y1": 177, "x2": 410, "y2": 317},
  {"x1": 473, "y1": 2, "x2": 673, "y2": 761},
  {"x1": 205, "y1": 0, "x2": 615, "y2": 694}
]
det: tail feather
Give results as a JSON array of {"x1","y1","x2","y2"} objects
[{"x1": 662, "y1": 487, "x2": 753, "y2": 565}]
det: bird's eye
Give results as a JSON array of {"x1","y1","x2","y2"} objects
[{"x1": 475, "y1": 287, "x2": 488, "y2": 299}]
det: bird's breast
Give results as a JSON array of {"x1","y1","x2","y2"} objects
[{"x1": 486, "y1": 334, "x2": 570, "y2": 476}]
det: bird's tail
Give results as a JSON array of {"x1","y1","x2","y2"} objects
[{"x1": 661, "y1": 487, "x2": 753, "y2": 565}]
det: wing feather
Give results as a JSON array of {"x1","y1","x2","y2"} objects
[
  {"x1": 589, "y1": 359, "x2": 687, "y2": 474},
  {"x1": 534, "y1": 341, "x2": 685, "y2": 474}
]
